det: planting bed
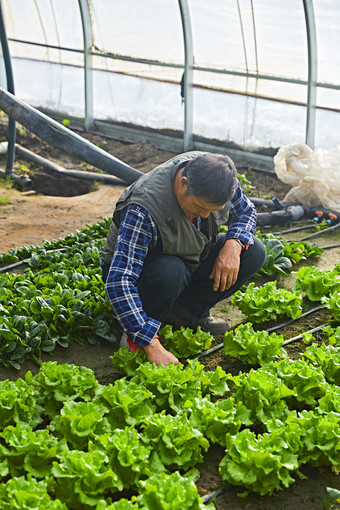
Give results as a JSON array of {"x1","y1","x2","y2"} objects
[{"x1": 1, "y1": 120, "x2": 340, "y2": 509}]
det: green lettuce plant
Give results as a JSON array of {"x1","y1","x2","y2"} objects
[
  {"x1": 52, "y1": 449, "x2": 119, "y2": 508},
  {"x1": 231, "y1": 367, "x2": 294, "y2": 425},
  {"x1": 0, "y1": 422, "x2": 68, "y2": 479},
  {"x1": 89, "y1": 426, "x2": 156, "y2": 489},
  {"x1": 220, "y1": 428, "x2": 299, "y2": 496},
  {"x1": 93, "y1": 378, "x2": 156, "y2": 428},
  {"x1": 223, "y1": 322, "x2": 288, "y2": 365},
  {"x1": 303, "y1": 343, "x2": 340, "y2": 385},
  {"x1": 0, "y1": 378, "x2": 43, "y2": 430},
  {"x1": 26, "y1": 361, "x2": 98, "y2": 418},
  {"x1": 141, "y1": 412, "x2": 209, "y2": 471},
  {"x1": 231, "y1": 281, "x2": 303, "y2": 322},
  {"x1": 0, "y1": 475, "x2": 67, "y2": 509},
  {"x1": 159, "y1": 324, "x2": 213, "y2": 358},
  {"x1": 293, "y1": 265, "x2": 340, "y2": 301},
  {"x1": 185, "y1": 395, "x2": 252, "y2": 446}
]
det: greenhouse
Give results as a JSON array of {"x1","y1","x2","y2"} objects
[{"x1": 0, "y1": 1, "x2": 340, "y2": 509}]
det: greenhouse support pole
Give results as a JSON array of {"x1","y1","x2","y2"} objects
[
  {"x1": 0, "y1": 0, "x2": 16, "y2": 175},
  {"x1": 303, "y1": 0, "x2": 317, "y2": 149},
  {"x1": 78, "y1": 0, "x2": 94, "y2": 130},
  {"x1": 178, "y1": 0, "x2": 194, "y2": 151}
]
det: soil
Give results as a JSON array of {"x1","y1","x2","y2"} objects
[{"x1": 1, "y1": 119, "x2": 340, "y2": 510}]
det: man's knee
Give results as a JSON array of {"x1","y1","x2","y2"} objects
[{"x1": 140, "y1": 254, "x2": 190, "y2": 296}]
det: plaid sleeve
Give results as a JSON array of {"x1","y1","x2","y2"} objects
[
  {"x1": 104, "y1": 203, "x2": 161, "y2": 347},
  {"x1": 225, "y1": 182, "x2": 257, "y2": 245}
]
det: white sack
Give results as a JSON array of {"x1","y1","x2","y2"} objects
[{"x1": 274, "y1": 143, "x2": 340, "y2": 211}]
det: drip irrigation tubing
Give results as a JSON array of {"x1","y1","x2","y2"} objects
[
  {"x1": 0, "y1": 248, "x2": 68, "y2": 274},
  {"x1": 297, "y1": 221, "x2": 340, "y2": 241},
  {"x1": 273, "y1": 223, "x2": 319, "y2": 235},
  {"x1": 281, "y1": 322, "x2": 332, "y2": 346},
  {"x1": 202, "y1": 485, "x2": 234, "y2": 504},
  {"x1": 192, "y1": 304, "x2": 327, "y2": 361}
]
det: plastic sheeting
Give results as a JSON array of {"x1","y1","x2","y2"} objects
[
  {"x1": 1, "y1": 0, "x2": 340, "y2": 150},
  {"x1": 274, "y1": 144, "x2": 340, "y2": 211}
]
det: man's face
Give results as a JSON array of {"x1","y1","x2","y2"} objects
[{"x1": 179, "y1": 193, "x2": 225, "y2": 219}]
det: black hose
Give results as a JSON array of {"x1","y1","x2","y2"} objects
[
  {"x1": 202, "y1": 485, "x2": 234, "y2": 503},
  {"x1": 281, "y1": 322, "x2": 332, "y2": 346},
  {"x1": 298, "y1": 222, "x2": 340, "y2": 241},
  {"x1": 0, "y1": 3, "x2": 16, "y2": 175}
]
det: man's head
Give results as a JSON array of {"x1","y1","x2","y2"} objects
[
  {"x1": 174, "y1": 153, "x2": 238, "y2": 218},
  {"x1": 182, "y1": 153, "x2": 238, "y2": 205}
]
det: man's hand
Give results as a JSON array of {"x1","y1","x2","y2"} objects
[
  {"x1": 143, "y1": 336, "x2": 179, "y2": 366},
  {"x1": 209, "y1": 239, "x2": 242, "y2": 292}
]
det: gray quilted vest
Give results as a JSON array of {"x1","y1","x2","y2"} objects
[{"x1": 101, "y1": 151, "x2": 231, "y2": 271}]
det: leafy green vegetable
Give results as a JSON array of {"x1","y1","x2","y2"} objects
[
  {"x1": 322, "y1": 325, "x2": 340, "y2": 346},
  {"x1": 231, "y1": 367, "x2": 293, "y2": 425},
  {"x1": 303, "y1": 343, "x2": 340, "y2": 385},
  {"x1": 141, "y1": 412, "x2": 209, "y2": 471},
  {"x1": 159, "y1": 325, "x2": 213, "y2": 358},
  {"x1": 0, "y1": 475, "x2": 67, "y2": 509},
  {"x1": 134, "y1": 471, "x2": 215, "y2": 509},
  {"x1": 89, "y1": 426, "x2": 156, "y2": 489},
  {"x1": 49, "y1": 400, "x2": 109, "y2": 450},
  {"x1": 220, "y1": 428, "x2": 299, "y2": 495},
  {"x1": 131, "y1": 358, "x2": 229, "y2": 413},
  {"x1": 52, "y1": 449, "x2": 119, "y2": 508},
  {"x1": 110, "y1": 345, "x2": 148, "y2": 377},
  {"x1": 0, "y1": 378, "x2": 43, "y2": 430},
  {"x1": 264, "y1": 358, "x2": 329, "y2": 408},
  {"x1": 0, "y1": 422, "x2": 68, "y2": 479},
  {"x1": 254, "y1": 233, "x2": 292, "y2": 277},
  {"x1": 26, "y1": 361, "x2": 98, "y2": 418},
  {"x1": 322, "y1": 291, "x2": 340, "y2": 322},
  {"x1": 223, "y1": 322, "x2": 288, "y2": 365},
  {"x1": 293, "y1": 265, "x2": 340, "y2": 301},
  {"x1": 185, "y1": 395, "x2": 252, "y2": 446},
  {"x1": 93, "y1": 378, "x2": 156, "y2": 428},
  {"x1": 231, "y1": 281, "x2": 303, "y2": 322}
]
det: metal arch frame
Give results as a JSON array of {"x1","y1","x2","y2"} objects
[
  {"x1": 303, "y1": 0, "x2": 317, "y2": 149},
  {"x1": 178, "y1": 0, "x2": 194, "y2": 151},
  {"x1": 78, "y1": 0, "x2": 94, "y2": 129}
]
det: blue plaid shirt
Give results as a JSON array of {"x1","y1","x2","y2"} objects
[{"x1": 105, "y1": 182, "x2": 256, "y2": 346}]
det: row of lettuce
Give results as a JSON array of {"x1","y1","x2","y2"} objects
[{"x1": 1, "y1": 322, "x2": 340, "y2": 509}]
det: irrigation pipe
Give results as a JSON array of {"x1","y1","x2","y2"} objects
[
  {"x1": 298, "y1": 221, "x2": 340, "y2": 241},
  {"x1": 281, "y1": 322, "x2": 332, "y2": 346},
  {"x1": 202, "y1": 485, "x2": 234, "y2": 504},
  {"x1": 193, "y1": 304, "x2": 327, "y2": 361},
  {"x1": 0, "y1": 248, "x2": 68, "y2": 274}
]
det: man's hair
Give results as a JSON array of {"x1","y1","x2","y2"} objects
[{"x1": 181, "y1": 153, "x2": 238, "y2": 205}]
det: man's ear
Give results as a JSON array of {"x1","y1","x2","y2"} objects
[{"x1": 179, "y1": 175, "x2": 188, "y2": 189}]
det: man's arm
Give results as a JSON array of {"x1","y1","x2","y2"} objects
[
  {"x1": 105, "y1": 204, "x2": 178, "y2": 365},
  {"x1": 210, "y1": 183, "x2": 257, "y2": 291}
]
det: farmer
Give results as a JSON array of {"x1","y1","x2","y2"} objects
[{"x1": 100, "y1": 151, "x2": 266, "y2": 366}]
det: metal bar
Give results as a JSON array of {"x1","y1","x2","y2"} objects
[
  {"x1": 8, "y1": 38, "x2": 340, "y2": 94},
  {"x1": 178, "y1": 0, "x2": 194, "y2": 151},
  {"x1": 78, "y1": 0, "x2": 94, "y2": 129},
  {"x1": 0, "y1": 87, "x2": 143, "y2": 184},
  {"x1": 0, "y1": 1, "x2": 16, "y2": 175},
  {"x1": 303, "y1": 0, "x2": 317, "y2": 149}
]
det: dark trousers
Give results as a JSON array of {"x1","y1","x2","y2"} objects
[{"x1": 101, "y1": 235, "x2": 266, "y2": 322}]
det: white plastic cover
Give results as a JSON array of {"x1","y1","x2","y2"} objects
[{"x1": 274, "y1": 143, "x2": 340, "y2": 211}]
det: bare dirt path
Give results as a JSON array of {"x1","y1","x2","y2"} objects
[{"x1": 0, "y1": 184, "x2": 124, "y2": 253}]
